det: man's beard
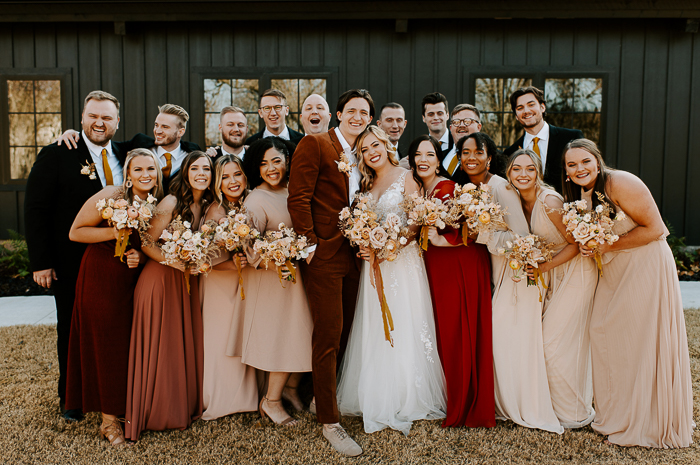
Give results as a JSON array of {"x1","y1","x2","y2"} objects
[
  {"x1": 223, "y1": 132, "x2": 244, "y2": 149},
  {"x1": 155, "y1": 133, "x2": 178, "y2": 147}
]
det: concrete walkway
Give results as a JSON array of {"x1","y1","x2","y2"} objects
[{"x1": 2, "y1": 282, "x2": 700, "y2": 327}]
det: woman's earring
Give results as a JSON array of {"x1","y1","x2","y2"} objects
[
  {"x1": 566, "y1": 175, "x2": 571, "y2": 182},
  {"x1": 487, "y1": 162, "x2": 491, "y2": 168},
  {"x1": 126, "y1": 177, "x2": 133, "y2": 188}
]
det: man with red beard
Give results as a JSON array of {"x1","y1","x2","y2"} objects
[
  {"x1": 213, "y1": 106, "x2": 248, "y2": 158},
  {"x1": 504, "y1": 86, "x2": 583, "y2": 193}
]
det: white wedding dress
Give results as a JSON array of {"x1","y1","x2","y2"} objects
[{"x1": 337, "y1": 172, "x2": 446, "y2": 435}]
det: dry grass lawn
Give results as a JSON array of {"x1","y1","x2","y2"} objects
[{"x1": 1, "y1": 309, "x2": 699, "y2": 464}]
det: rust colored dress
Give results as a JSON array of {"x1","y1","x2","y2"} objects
[{"x1": 423, "y1": 180, "x2": 495, "y2": 428}]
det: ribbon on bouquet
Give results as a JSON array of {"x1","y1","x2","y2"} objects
[
  {"x1": 527, "y1": 267, "x2": 548, "y2": 302},
  {"x1": 461, "y1": 224, "x2": 470, "y2": 247},
  {"x1": 420, "y1": 225, "x2": 430, "y2": 251},
  {"x1": 276, "y1": 260, "x2": 297, "y2": 287},
  {"x1": 369, "y1": 252, "x2": 394, "y2": 347},
  {"x1": 234, "y1": 254, "x2": 245, "y2": 300},
  {"x1": 114, "y1": 228, "x2": 130, "y2": 262},
  {"x1": 184, "y1": 268, "x2": 192, "y2": 295}
]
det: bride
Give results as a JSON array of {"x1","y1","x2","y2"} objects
[{"x1": 336, "y1": 126, "x2": 446, "y2": 435}]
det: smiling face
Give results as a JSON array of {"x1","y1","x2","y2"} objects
[
  {"x1": 337, "y1": 97, "x2": 372, "y2": 144},
  {"x1": 460, "y1": 137, "x2": 490, "y2": 178},
  {"x1": 220, "y1": 111, "x2": 248, "y2": 149},
  {"x1": 220, "y1": 161, "x2": 246, "y2": 203},
  {"x1": 514, "y1": 93, "x2": 545, "y2": 131},
  {"x1": 259, "y1": 147, "x2": 287, "y2": 188},
  {"x1": 565, "y1": 147, "x2": 599, "y2": 190},
  {"x1": 360, "y1": 133, "x2": 390, "y2": 171},
  {"x1": 377, "y1": 107, "x2": 407, "y2": 144},
  {"x1": 449, "y1": 109, "x2": 482, "y2": 143},
  {"x1": 413, "y1": 140, "x2": 440, "y2": 183},
  {"x1": 153, "y1": 113, "x2": 185, "y2": 149},
  {"x1": 508, "y1": 154, "x2": 539, "y2": 192},
  {"x1": 258, "y1": 96, "x2": 288, "y2": 134},
  {"x1": 81, "y1": 99, "x2": 119, "y2": 146},
  {"x1": 422, "y1": 102, "x2": 448, "y2": 136},
  {"x1": 300, "y1": 94, "x2": 331, "y2": 135},
  {"x1": 188, "y1": 156, "x2": 212, "y2": 192},
  {"x1": 128, "y1": 155, "x2": 158, "y2": 195}
]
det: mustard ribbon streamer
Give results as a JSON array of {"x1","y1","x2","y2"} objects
[
  {"x1": 276, "y1": 260, "x2": 297, "y2": 288},
  {"x1": 369, "y1": 253, "x2": 395, "y2": 347},
  {"x1": 114, "y1": 228, "x2": 130, "y2": 262},
  {"x1": 527, "y1": 268, "x2": 549, "y2": 302},
  {"x1": 184, "y1": 268, "x2": 191, "y2": 295},
  {"x1": 420, "y1": 225, "x2": 430, "y2": 251},
  {"x1": 461, "y1": 224, "x2": 470, "y2": 246},
  {"x1": 235, "y1": 255, "x2": 245, "y2": 300},
  {"x1": 594, "y1": 252, "x2": 603, "y2": 277}
]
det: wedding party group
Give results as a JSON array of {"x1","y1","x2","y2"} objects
[{"x1": 24, "y1": 84, "x2": 694, "y2": 457}]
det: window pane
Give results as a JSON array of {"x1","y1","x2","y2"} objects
[
  {"x1": 231, "y1": 79, "x2": 259, "y2": 113},
  {"x1": 475, "y1": 79, "x2": 502, "y2": 112},
  {"x1": 574, "y1": 78, "x2": 602, "y2": 112},
  {"x1": 480, "y1": 113, "x2": 502, "y2": 146},
  {"x1": 504, "y1": 78, "x2": 532, "y2": 102},
  {"x1": 8, "y1": 80, "x2": 34, "y2": 113},
  {"x1": 573, "y1": 113, "x2": 601, "y2": 144},
  {"x1": 35, "y1": 80, "x2": 61, "y2": 113},
  {"x1": 246, "y1": 113, "x2": 259, "y2": 135},
  {"x1": 272, "y1": 79, "x2": 299, "y2": 112},
  {"x1": 9, "y1": 113, "x2": 36, "y2": 146},
  {"x1": 36, "y1": 113, "x2": 62, "y2": 147},
  {"x1": 205, "y1": 113, "x2": 221, "y2": 148},
  {"x1": 545, "y1": 79, "x2": 574, "y2": 112},
  {"x1": 10, "y1": 147, "x2": 36, "y2": 179},
  {"x1": 546, "y1": 113, "x2": 573, "y2": 132},
  {"x1": 204, "y1": 79, "x2": 232, "y2": 112},
  {"x1": 503, "y1": 113, "x2": 523, "y2": 149}
]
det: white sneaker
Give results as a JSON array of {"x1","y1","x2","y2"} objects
[
  {"x1": 323, "y1": 424, "x2": 362, "y2": 457},
  {"x1": 308, "y1": 398, "x2": 316, "y2": 415}
]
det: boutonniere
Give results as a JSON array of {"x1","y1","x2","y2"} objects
[
  {"x1": 81, "y1": 160, "x2": 97, "y2": 180},
  {"x1": 336, "y1": 150, "x2": 356, "y2": 177}
]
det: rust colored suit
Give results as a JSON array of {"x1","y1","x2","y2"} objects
[{"x1": 288, "y1": 129, "x2": 360, "y2": 424}]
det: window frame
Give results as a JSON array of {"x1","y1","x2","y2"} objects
[
  {"x1": 191, "y1": 67, "x2": 338, "y2": 147},
  {"x1": 0, "y1": 69, "x2": 73, "y2": 188}
]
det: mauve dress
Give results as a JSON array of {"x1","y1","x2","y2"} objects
[{"x1": 65, "y1": 225, "x2": 143, "y2": 415}]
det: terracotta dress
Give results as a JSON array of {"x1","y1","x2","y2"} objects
[
  {"x1": 65, "y1": 225, "x2": 143, "y2": 415},
  {"x1": 230, "y1": 185, "x2": 313, "y2": 373},
  {"x1": 199, "y1": 252, "x2": 259, "y2": 420},
  {"x1": 483, "y1": 175, "x2": 563, "y2": 434},
  {"x1": 532, "y1": 189, "x2": 596, "y2": 429},
  {"x1": 125, "y1": 223, "x2": 204, "y2": 441},
  {"x1": 588, "y1": 192, "x2": 694, "y2": 448},
  {"x1": 423, "y1": 180, "x2": 495, "y2": 428}
]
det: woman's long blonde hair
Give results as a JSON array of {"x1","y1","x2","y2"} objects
[
  {"x1": 356, "y1": 125, "x2": 399, "y2": 192},
  {"x1": 505, "y1": 148, "x2": 554, "y2": 193}
]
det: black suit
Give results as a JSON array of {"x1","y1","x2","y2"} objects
[
  {"x1": 503, "y1": 124, "x2": 584, "y2": 193},
  {"x1": 24, "y1": 139, "x2": 126, "y2": 403},
  {"x1": 213, "y1": 146, "x2": 246, "y2": 159},
  {"x1": 245, "y1": 126, "x2": 305, "y2": 146}
]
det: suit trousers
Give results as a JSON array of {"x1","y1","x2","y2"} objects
[
  {"x1": 53, "y1": 262, "x2": 81, "y2": 403},
  {"x1": 300, "y1": 241, "x2": 360, "y2": 424}
]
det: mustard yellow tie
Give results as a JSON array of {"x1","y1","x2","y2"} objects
[
  {"x1": 447, "y1": 154, "x2": 460, "y2": 175},
  {"x1": 532, "y1": 137, "x2": 541, "y2": 158},
  {"x1": 162, "y1": 152, "x2": 172, "y2": 178},
  {"x1": 101, "y1": 148, "x2": 113, "y2": 185}
]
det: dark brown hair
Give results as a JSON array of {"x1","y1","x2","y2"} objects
[
  {"x1": 242, "y1": 137, "x2": 294, "y2": 189},
  {"x1": 421, "y1": 92, "x2": 449, "y2": 116},
  {"x1": 169, "y1": 151, "x2": 215, "y2": 224},
  {"x1": 455, "y1": 132, "x2": 504, "y2": 178},
  {"x1": 336, "y1": 89, "x2": 375, "y2": 119},
  {"x1": 509, "y1": 86, "x2": 545, "y2": 114},
  {"x1": 560, "y1": 138, "x2": 615, "y2": 210},
  {"x1": 406, "y1": 135, "x2": 448, "y2": 191}
]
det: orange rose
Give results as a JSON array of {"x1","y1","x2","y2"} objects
[
  {"x1": 101, "y1": 207, "x2": 114, "y2": 220},
  {"x1": 508, "y1": 259, "x2": 520, "y2": 270},
  {"x1": 478, "y1": 212, "x2": 491, "y2": 224},
  {"x1": 235, "y1": 224, "x2": 250, "y2": 237},
  {"x1": 586, "y1": 239, "x2": 598, "y2": 249}
]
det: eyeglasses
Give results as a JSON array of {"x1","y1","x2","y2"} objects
[
  {"x1": 451, "y1": 118, "x2": 479, "y2": 127},
  {"x1": 261, "y1": 105, "x2": 285, "y2": 113}
]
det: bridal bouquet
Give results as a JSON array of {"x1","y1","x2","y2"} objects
[
  {"x1": 252, "y1": 223, "x2": 308, "y2": 287},
  {"x1": 562, "y1": 192, "x2": 626, "y2": 276},
  {"x1": 159, "y1": 216, "x2": 220, "y2": 292},
  {"x1": 213, "y1": 207, "x2": 260, "y2": 299},
  {"x1": 498, "y1": 233, "x2": 554, "y2": 301},
  {"x1": 401, "y1": 191, "x2": 448, "y2": 252},
  {"x1": 96, "y1": 193, "x2": 158, "y2": 262},
  {"x1": 444, "y1": 183, "x2": 508, "y2": 245},
  {"x1": 339, "y1": 192, "x2": 413, "y2": 346}
]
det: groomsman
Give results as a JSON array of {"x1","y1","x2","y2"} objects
[
  {"x1": 376, "y1": 103, "x2": 407, "y2": 158},
  {"x1": 421, "y1": 92, "x2": 452, "y2": 154},
  {"x1": 212, "y1": 106, "x2": 248, "y2": 158},
  {"x1": 300, "y1": 94, "x2": 331, "y2": 135},
  {"x1": 288, "y1": 89, "x2": 374, "y2": 457},
  {"x1": 245, "y1": 89, "x2": 305, "y2": 145},
  {"x1": 503, "y1": 86, "x2": 583, "y2": 193},
  {"x1": 25, "y1": 90, "x2": 126, "y2": 421},
  {"x1": 441, "y1": 104, "x2": 482, "y2": 178}
]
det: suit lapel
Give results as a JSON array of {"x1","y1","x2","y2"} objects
[
  {"x1": 75, "y1": 140, "x2": 104, "y2": 194},
  {"x1": 327, "y1": 129, "x2": 350, "y2": 200}
]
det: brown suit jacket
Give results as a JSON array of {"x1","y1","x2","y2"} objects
[{"x1": 288, "y1": 129, "x2": 350, "y2": 261}]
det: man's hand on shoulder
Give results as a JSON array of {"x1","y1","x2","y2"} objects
[{"x1": 56, "y1": 129, "x2": 80, "y2": 149}]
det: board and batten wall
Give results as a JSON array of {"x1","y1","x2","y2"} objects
[{"x1": 0, "y1": 18, "x2": 698, "y2": 242}]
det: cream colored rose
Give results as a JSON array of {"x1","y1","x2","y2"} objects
[
  {"x1": 368, "y1": 226, "x2": 388, "y2": 248},
  {"x1": 111, "y1": 209, "x2": 128, "y2": 224},
  {"x1": 139, "y1": 205, "x2": 152, "y2": 219},
  {"x1": 182, "y1": 230, "x2": 193, "y2": 240}
]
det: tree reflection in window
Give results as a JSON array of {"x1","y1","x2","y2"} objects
[
  {"x1": 270, "y1": 79, "x2": 327, "y2": 133},
  {"x1": 545, "y1": 78, "x2": 602, "y2": 145},
  {"x1": 7, "y1": 80, "x2": 62, "y2": 179},
  {"x1": 475, "y1": 78, "x2": 532, "y2": 150},
  {"x1": 204, "y1": 79, "x2": 259, "y2": 148}
]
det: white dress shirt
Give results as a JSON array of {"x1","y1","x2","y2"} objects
[
  {"x1": 441, "y1": 146, "x2": 458, "y2": 174},
  {"x1": 222, "y1": 146, "x2": 246, "y2": 160},
  {"x1": 154, "y1": 144, "x2": 186, "y2": 178},
  {"x1": 263, "y1": 125, "x2": 291, "y2": 140},
  {"x1": 82, "y1": 130, "x2": 123, "y2": 187},
  {"x1": 334, "y1": 127, "x2": 360, "y2": 205},
  {"x1": 523, "y1": 122, "x2": 550, "y2": 174},
  {"x1": 438, "y1": 130, "x2": 450, "y2": 152}
]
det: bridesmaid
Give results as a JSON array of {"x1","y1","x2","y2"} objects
[
  {"x1": 486, "y1": 149, "x2": 563, "y2": 434},
  {"x1": 238, "y1": 137, "x2": 313, "y2": 427},
  {"x1": 66, "y1": 148, "x2": 163, "y2": 445},
  {"x1": 563, "y1": 139, "x2": 694, "y2": 448},
  {"x1": 199, "y1": 154, "x2": 258, "y2": 420},
  {"x1": 125, "y1": 151, "x2": 214, "y2": 441},
  {"x1": 511, "y1": 149, "x2": 597, "y2": 429},
  {"x1": 407, "y1": 134, "x2": 495, "y2": 428}
]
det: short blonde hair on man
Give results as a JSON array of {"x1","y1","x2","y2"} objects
[
  {"x1": 83, "y1": 90, "x2": 120, "y2": 113},
  {"x1": 219, "y1": 106, "x2": 246, "y2": 121},
  {"x1": 158, "y1": 104, "x2": 190, "y2": 128}
]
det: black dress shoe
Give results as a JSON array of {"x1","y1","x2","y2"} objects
[{"x1": 59, "y1": 400, "x2": 84, "y2": 422}]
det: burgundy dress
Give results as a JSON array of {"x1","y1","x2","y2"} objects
[
  {"x1": 423, "y1": 180, "x2": 495, "y2": 428},
  {"x1": 65, "y1": 226, "x2": 143, "y2": 415}
]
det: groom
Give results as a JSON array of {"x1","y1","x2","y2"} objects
[{"x1": 288, "y1": 89, "x2": 374, "y2": 457}]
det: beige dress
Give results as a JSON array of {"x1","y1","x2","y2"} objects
[
  {"x1": 484, "y1": 176, "x2": 563, "y2": 434},
  {"x1": 532, "y1": 188, "x2": 597, "y2": 429},
  {"x1": 229, "y1": 185, "x2": 313, "y2": 373},
  {"x1": 589, "y1": 193, "x2": 694, "y2": 448}
]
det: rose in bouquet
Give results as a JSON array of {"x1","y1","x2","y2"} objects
[
  {"x1": 159, "y1": 215, "x2": 220, "y2": 293},
  {"x1": 338, "y1": 192, "x2": 413, "y2": 346},
  {"x1": 252, "y1": 223, "x2": 308, "y2": 287},
  {"x1": 96, "y1": 193, "x2": 158, "y2": 261},
  {"x1": 401, "y1": 191, "x2": 448, "y2": 252},
  {"x1": 498, "y1": 233, "x2": 554, "y2": 301},
  {"x1": 562, "y1": 191, "x2": 626, "y2": 276},
  {"x1": 444, "y1": 183, "x2": 508, "y2": 245},
  {"x1": 213, "y1": 206, "x2": 260, "y2": 299}
]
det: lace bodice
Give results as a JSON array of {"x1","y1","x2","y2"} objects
[{"x1": 372, "y1": 171, "x2": 408, "y2": 225}]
